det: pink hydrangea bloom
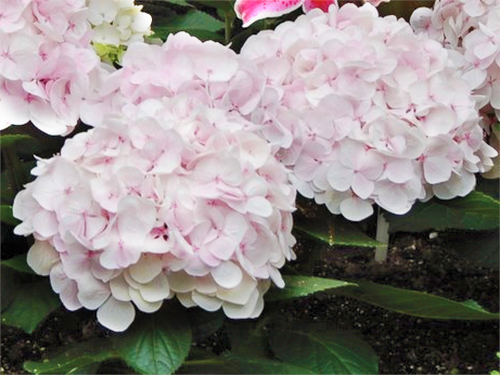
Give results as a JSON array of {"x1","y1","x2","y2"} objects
[
  {"x1": 0, "y1": 0, "x2": 103, "y2": 135},
  {"x1": 14, "y1": 33, "x2": 297, "y2": 332},
  {"x1": 410, "y1": 0, "x2": 500, "y2": 123},
  {"x1": 0, "y1": 0, "x2": 152, "y2": 135},
  {"x1": 241, "y1": 3, "x2": 497, "y2": 221},
  {"x1": 235, "y1": 0, "x2": 336, "y2": 27}
]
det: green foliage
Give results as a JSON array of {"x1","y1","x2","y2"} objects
[
  {"x1": 385, "y1": 191, "x2": 500, "y2": 233},
  {"x1": 266, "y1": 275, "x2": 356, "y2": 301},
  {"x1": 0, "y1": 133, "x2": 36, "y2": 148},
  {"x1": 160, "y1": 0, "x2": 194, "y2": 7},
  {"x1": 179, "y1": 352, "x2": 316, "y2": 374},
  {"x1": 294, "y1": 203, "x2": 381, "y2": 247},
  {"x1": 332, "y1": 281, "x2": 499, "y2": 320},
  {"x1": 152, "y1": 10, "x2": 224, "y2": 42},
  {"x1": 112, "y1": 303, "x2": 192, "y2": 375},
  {"x1": 191, "y1": 0, "x2": 234, "y2": 12},
  {"x1": 1, "y1": 204, "x2": 19, "y2": 226},
  {"x1": 1, "y1": 267, "x2": 61, "y2": 333},
  {"x1": 1, "y1": 253, "x2": 34, "y2": 274},
  {"x1": 270, "y1": 324, "x2": 379, "y2": 374},
  {"x1": 23, "y1": 338, "x2": 118, "y2": 374},
  {"x1": 180, "y1": 321, "x2": 378, "y2": 374}
]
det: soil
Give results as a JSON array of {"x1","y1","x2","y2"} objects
[{"x1": 1, "y1": 229, "x2": 498, "y2": 375}]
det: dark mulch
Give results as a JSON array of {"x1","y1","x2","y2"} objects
[{"x1": 2, "y1": 230, "x2": 498, "y2": 374}]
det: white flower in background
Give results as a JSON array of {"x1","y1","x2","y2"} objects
[
  {"x1": 241, "y1": 3, "x2": 497, "y2": 221},
  {"x1": 87, "y1": 0, "x2": 152, "y2": 47},
  {"x1": 13, "y1": 33, "x2": 297, "y2": 332}
]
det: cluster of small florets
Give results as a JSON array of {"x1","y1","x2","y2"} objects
[
  {"x1": 13, "y1": 33, "x2": 296, "y2": 332},
  {"x1": 0, "y1": 0, "x2": 102, "y2": 134},
  {"x1": 0, "y1": 0, "x2": 152, "y2": 135},
  {"x1": 87, "y1": 0, "x2": 152, "y2": 51},
  {"x1": 241, "y1": 3, "x2": 497, "y2": 221},
  {"x1": 410, "y1": 0, "x2": 500, "y2": 124}
]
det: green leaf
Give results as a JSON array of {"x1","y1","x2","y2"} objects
[
  {"x1": 1, "y1": 253, "x2": 34, "y2": 274},
  {"x1": 179, "y1": 352, "x2": 315, "y2": 374},
  {"x1": 333, "y1": 281, "x2": 500, "y2": 320},
  {"x1": 386, "y1": 191, "x2": 500, "y2": 233},
  {"x1": 191, "y1": 0, "x2": 234, "y2": 12},
  {"x1": 112, "y1": 304, "x2": 192, "y2": 375},
  {"x1": 0, "y1": 134, "x2": 35, "y2": 148},
  {"x1": 152, "y1": 10, "x2": 224, "y2": 41},
  {"x1": 294, "y1": 213, "x2": 381, "y2": 247},
  {"x1": 23, "y1": 338, "x2": 118, "y2": 374},
  {"x1": 1, "y1": 204, "x2": 19, "y2": 226},
  {"x1": 266, "y1": 275, "x2": 356, "y2": 301},
  {"x1": 270, "y1": 324, "x2": 379, "y2": 374},
  {"x1": 161, "y1": 0, "x2": 193, "y2": 6},
  {"x1": 1, "y1": 276, "x2": 61, "y2": 333}
]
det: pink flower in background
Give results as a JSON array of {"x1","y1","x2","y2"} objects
[
  {"x1": 235, "y1": 0, "x2": 335, "y2": 27},
  {"x1": 241, "y1": 3, "x2": 497, "y2": 221},
  {"x1": 14, "y1": 33, "x2": 297, "y2": 332}
]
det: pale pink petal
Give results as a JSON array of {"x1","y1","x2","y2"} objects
[
  {"x1": 27, "y1": 241, "x2": 59, "y2": 276},
  {"x1": 326, "y1": 164, "x2": 353, "y2": 191},
  {"x1": 129, "y1": 288, "x2": 163, "y2": 313},
  {"x1": 216, "y1": 273, "x2": 257, "y2": 305},
  {"x1": 168, "y1": 271, "x2": 196, "y2": 293},
  {"x1": 211, "y1": 261, "x2": 243, "y2": 289},
  {"x1": 339, "y1": 196, "x2": 374, "y2": 221},
  {"x1": 222, "y1": 288, "x2": 259, "y2": 319},
  {"x1": 128, "y1": 256, "x2": 163, "y2": 284},
  {"x1": 139, "y1": 274, "x2": 170, "y2": 303},
  {"x1": 192, "y1": 291, "x2": 223, "y2": 312},
  {"x1": 423, "y1": 155, "x2": 452, "y2": 184},
  {"x1": 109, "y1": 275, "x2": 132, "y2": 302},
  {"x1": 76, "y1": 274, "x2": 111, "y2": 310},
  {"x1": 97, "y1": 297, "x2": 135, "y2": 332}
]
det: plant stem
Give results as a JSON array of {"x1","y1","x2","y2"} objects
[{"x1": 374, "y1": 207, "x2": 389, "y2": 262}]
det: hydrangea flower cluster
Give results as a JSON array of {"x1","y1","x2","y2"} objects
[
  {"x1": 0, "y1": 0, "x2": 101, "y2": 134},
  {"x1": 0, "y1": 0, "x2": 152, "y2": 135},
  {"x1": 13, "y1": 33, "x2": 297, "y2": 332},
  {"x1": 241, "y1": 3, "x2": 497, "y2": 221},
  {"x1": 410, "y1": 0, "x2": 500, "y2": 123}
]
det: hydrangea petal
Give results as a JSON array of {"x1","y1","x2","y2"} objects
[
  {"x1": 211, "y1": 261, "x2": 243, "y2": 289},
  {"x1": 27, "y1": 241, "x2": 59, "y2": 276},
  {"x1": 97, "y1": 297, "x2": 135, "y2": 332}
]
